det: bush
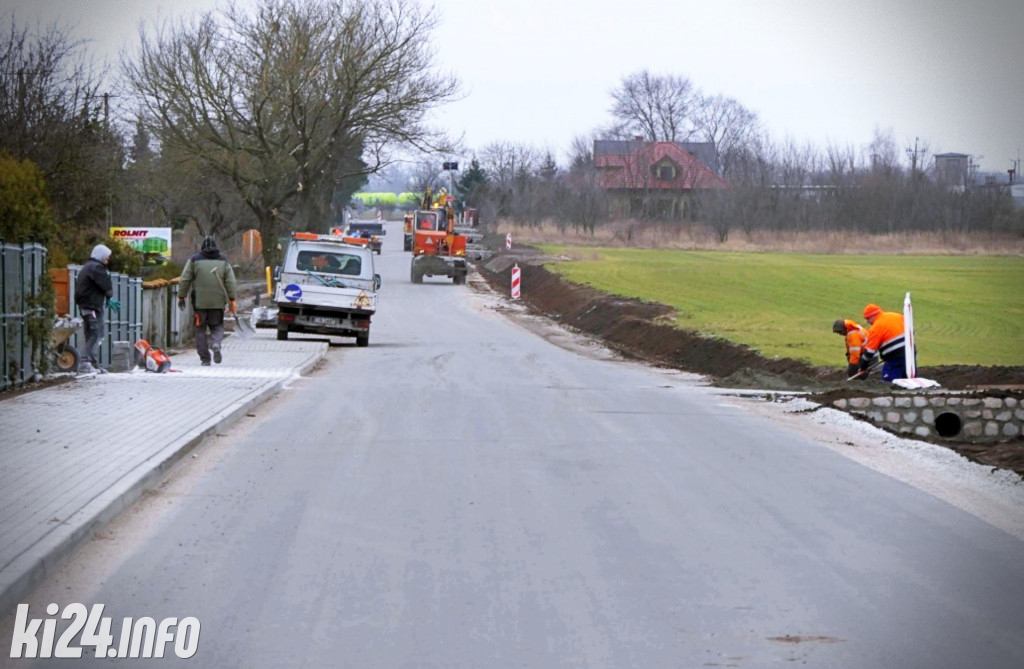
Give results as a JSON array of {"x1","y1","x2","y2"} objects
[
  {"x1": 141, "y1": 261, "x2": 184, "y2": 281},
  {"x1": 398, "y1": 192, "x2": 420, "y2": 208},
  {"x1": 0, "y1": 153, "x2": 57, "y2": 245}
]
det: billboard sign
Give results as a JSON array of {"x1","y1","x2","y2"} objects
[{"x1": 110, "y1": 227, "x2": 172, "y2": 265}]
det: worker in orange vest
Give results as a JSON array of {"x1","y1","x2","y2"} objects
[
  {"x1": 833, "y1": 318, "x2": 868, "y2": 379},
  {"x1": 858, "y1": 303, "x2": 913, "y2": 382}
]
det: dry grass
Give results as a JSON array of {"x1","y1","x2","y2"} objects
[{"x1": 495, "y1": 220, "x2": 1024, "y2": 256}]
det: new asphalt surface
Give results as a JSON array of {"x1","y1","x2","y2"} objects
[{"x1": 0, "y1": 330, "x2": 327, "y2": 615}]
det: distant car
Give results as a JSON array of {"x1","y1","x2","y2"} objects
[{"x1": 345, "y1": 221, "x2": 385, "y2": 254}]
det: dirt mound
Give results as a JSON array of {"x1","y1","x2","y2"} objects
[
  {"x1": 474, "y1": 248, "x2": 1024, "y2": 478},
  {"x1": 478, "y1": 254, "x2": 1024, "y2": 391}
]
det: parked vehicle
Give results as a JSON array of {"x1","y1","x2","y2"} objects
[
  {"x1": 344, "y1": 221, "x2": 385, "y2": 254},
  {"x1": 274, "y1": 232, "x2": 381, "y2": 346}
]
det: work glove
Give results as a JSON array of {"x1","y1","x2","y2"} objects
[
  {"x1": 177, "y1": 298, "x2": 186, "y2": 311},
  {"x1": 859, "y1": 353, "x2": 874, "y2": 371},
  {"x1": 229, "y1": 299, "x2": 237, "y2": 313},
  {"x1": 108, "y1": 299, "x2": 121, "y2": 313},
  {"x1": 847, "y1": 363, "x2": 860, "y2": 379}
]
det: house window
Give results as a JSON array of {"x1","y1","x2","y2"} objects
[{"x1": 653, "y1": 161, "x2": 676, "y2": 181}]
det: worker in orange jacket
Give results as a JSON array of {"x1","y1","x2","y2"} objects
[
  {"x1": 833, "y1": 318, "x2": 868, "y2": 379},
  {"x1": 858, "y1": 303, "x2": 913, "y2": 382}
]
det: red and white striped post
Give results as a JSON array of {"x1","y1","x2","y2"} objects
[
  {"x1": 511, "y1": 263, "x2": 521, "y2": 300},
  {"x1": 505, "y1": 233, "x2": 512, "y2": 250}
]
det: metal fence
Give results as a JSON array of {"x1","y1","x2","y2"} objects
[
  {"x1": 65, "y1": 264, "x2": 143, "y2": 369},
  {"x1": 0, "y1": 242, "x2": 144, "y2": 392},
  {"x1": 1, "y1": 241, "x2": 47, "y2": 392}
]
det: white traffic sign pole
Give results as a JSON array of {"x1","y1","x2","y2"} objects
[
  {"x1": 506, "y1": 233, "x2": 512, "y2": 250},
  {"x1": 903, "y1": 291, "x2": 916, "y2": 379},
  {"x1": 511, "y1": 264, "x2": 521, "y2": 300}
]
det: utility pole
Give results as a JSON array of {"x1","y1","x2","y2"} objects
[
  {"x1": 99, "y1": 92, "x2": 119, "y2": 227},
  {"x1": 905, "y1": 137, "x2": 922, "y2": 178},
  {"x1": 969, "y1": 155, "x2": 984, "y2": 186}
]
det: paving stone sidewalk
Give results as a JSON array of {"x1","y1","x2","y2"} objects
[{"x1": 0, "y1": 331, "x2": 327, "y2": 615}]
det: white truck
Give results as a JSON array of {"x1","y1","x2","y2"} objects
[{"x1": 274, "y1": 232, "x2": 381, "y2": 346}]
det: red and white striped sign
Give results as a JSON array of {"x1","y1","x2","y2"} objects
[
  {"x1": 505, "y1": 233, "x2": 512, "y2": 250},
  {"x1": 511, "y1": 263, "x2": 521, "y2": 300}
]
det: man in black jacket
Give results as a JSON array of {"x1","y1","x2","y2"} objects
[{"x1": 74, "y1": 244, "x2": 120, "y2": 374}]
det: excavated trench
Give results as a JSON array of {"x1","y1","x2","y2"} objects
[{"x1": 472, "y1": 245, "x2": 1024, "y2": 479}]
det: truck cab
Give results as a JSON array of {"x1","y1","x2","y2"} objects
[
  {"x1": 344, "y1": 221, "x2": 385, "y2": 254},
  {"x1": 274, "y1": 232, "x2": 380, "y2": 346}
]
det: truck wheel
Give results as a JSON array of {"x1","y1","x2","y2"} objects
[
  {"x1": 410, "y1": 264, "x2": 422, "y2": 284},
  {"x1": 356, "y1": 333, "x2": 369, "y2": 347},
  {"x1": 276, "y1": 328, "x2": 288, "y2": 341}
]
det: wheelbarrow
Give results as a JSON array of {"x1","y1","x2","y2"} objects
[{"x1": 50, "y1": 316, "x2": 83, "y2": 373}]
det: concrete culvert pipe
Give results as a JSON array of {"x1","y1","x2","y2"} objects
[{"x1": 935, "y1": 412, "x2": 963, "y2": 438}]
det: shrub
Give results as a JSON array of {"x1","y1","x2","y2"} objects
[{"x1": 0, "y1": 153, "x2": 57, "y2": 245}]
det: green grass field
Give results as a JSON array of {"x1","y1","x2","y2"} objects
[{"x1": 538, "y1": 246, "x2": 1024, "y2": 367}]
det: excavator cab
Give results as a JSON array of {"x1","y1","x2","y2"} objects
[{"x1": 410, "y1": 204, "x2": 468, "y2": 284}]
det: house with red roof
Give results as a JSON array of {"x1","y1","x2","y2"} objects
[{"x1": 594, "y1": 140, "x2": 727, "y2": 218}]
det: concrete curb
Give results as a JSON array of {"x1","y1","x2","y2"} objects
[{"x1": 0, "y1": 344, "x2": 328, "y2": 615}]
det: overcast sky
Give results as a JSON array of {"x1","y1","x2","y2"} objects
[{"x1": 9, "y1": 0, "x2": 1024, "y2": 175}]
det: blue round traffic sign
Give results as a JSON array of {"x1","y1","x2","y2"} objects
[{"x1": 283, "y1": 284, "x2": 303, "y2": 301}]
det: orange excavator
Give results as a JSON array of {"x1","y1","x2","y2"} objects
[{"x1": 409, "y1": 187, "x2": 468, "y2": 284}]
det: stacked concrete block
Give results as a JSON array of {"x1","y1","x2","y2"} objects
[{"x1": 831, "y1": 394, "x2": 1023, "y2": 443}]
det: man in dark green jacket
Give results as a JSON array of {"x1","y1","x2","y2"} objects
[{"x1": 178, "y1": 236, "x2": 237, "y2": 366}]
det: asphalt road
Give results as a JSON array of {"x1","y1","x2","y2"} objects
[{"x1": 5, "y1": 224, "x2": 1024, "y2": 668}]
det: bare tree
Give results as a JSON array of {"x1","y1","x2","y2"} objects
[
  {"x1": 477, "y1": 141, "x2": 536, "y2": 218},
  {"x1": 407, "y1": 160, "x2": 445, "y2": 203},
  {"x1": 609, "y1": 70, "x2": 698, "y2": 142},
  {"x1": 693, "y1": 93, "x2": 762, "y2": 178},
  {"x1": 561, "y1": 161, "x2": 607, "y2": 235},
  {"x1": 0, "y1": 12, "x2": 121, "y2": 235},
  {"x1": 124, "y1": 0, "x2": 460, "y2": 265},
  {"x1": 866, "y1": 126, "x2": 901, "y2": 175},
  {"x1": 479, "y1": 141, "x2": 538, "y2": 187},
  {"x1": 567, "y1": 134, "x2": 594, "y2": 171},
  {"x1": 774, "y1": 138, "x2": 820, "y2": 231},
  {"x1": 120, "y1": 131, "x2": 251, "y2": 251}
]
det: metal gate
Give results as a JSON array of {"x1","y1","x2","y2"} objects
[{"x1": 0, "y1": 241, "x2": 47, "y2": 392}]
